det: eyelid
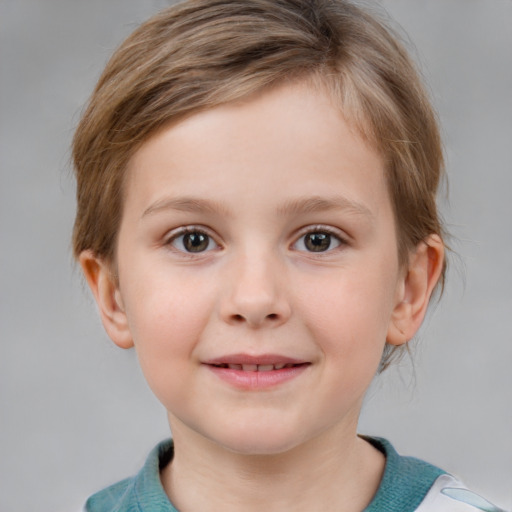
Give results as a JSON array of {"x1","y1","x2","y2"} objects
[
  {"x1": 291, "y1": 224, "x2": 349, "y2": 252},
  {"x1": 294, "y1": 224, "x2": 348, "y2": 240},
  {"x1": 164, "y1": 225, "x2": 221, "y2": 254},
  {"x1": 164, "y1": 224, "x2": 213, "y2": 239}
]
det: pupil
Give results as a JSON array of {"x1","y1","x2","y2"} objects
[
  {"x1": 184, "y1": 232, "x2": 208, "y2": 252},
  {"x1": 305, "y1": 233, "x2": 330, "y2": 252}
]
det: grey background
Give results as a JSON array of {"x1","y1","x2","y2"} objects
[{"x1": 1, "y1": 1, "x2": 511, "y2": 510}]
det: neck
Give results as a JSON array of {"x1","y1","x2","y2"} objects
[{"x1": 161, "y1": 419, "x2": 385, "y2": 512}]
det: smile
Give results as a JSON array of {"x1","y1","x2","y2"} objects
[
  {"x1": 203, "y1": 354, "x2": 311, "y2": 390},
  {"x1": 210, "y1": 362, "x2": 300, "y2": 372}
]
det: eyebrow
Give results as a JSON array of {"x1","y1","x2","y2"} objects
[
  {"x1": 142, "y1": 197, "x2": 232, "y2": 218},
  {"x1": 276, "y1": 195, "x2": 374, "y2": 220},
  {"x1": 141, "y1": 194, "x2": 374, "y2": 221}
]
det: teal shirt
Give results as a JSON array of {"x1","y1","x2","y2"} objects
[{"x1": 84, "y1": 437, "x2": 445, "y2": 511}]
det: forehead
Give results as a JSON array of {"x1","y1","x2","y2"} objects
[{"x1": 123, "y1": 81, "x2": 390, "y2": 221}]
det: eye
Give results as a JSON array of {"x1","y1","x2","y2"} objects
[
  {"x1": 168, "y1": 229, "x2": 218, "y2": 253},
  {"x1": 294, "y1": 230, "x2": 343, "y2": 253}
]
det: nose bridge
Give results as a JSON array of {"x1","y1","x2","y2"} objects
[{"x1": 221, "y1": 243, "x2": 290, "y2": 328}]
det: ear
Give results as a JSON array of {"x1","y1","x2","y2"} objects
[
  {"x1": 387, "y1": 235, "x2": 445, "y2": 346},
  {"x1": 79, "y1": 250, "x2": 134, "y2": 349}
]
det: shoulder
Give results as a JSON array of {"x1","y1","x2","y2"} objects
[
  {"x1": 363, "y1": 437, "x2": 445, "y2": 512},
  {"x1": 84, "y1": 477, "x2": 134, "y2": 512},
  {"x1": 83, "y1": 439, "x2": 176, "y2": 512},
  {"x1": 363, "y1": 437, "x2": 505, "y2": 512},
  {"x1": 416, "y1": 474, "x2": 507, "y2": 512}
]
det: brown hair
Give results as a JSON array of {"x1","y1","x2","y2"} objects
[{"x1": 72, "y1": 0, "x2": 446, "y2": 367}]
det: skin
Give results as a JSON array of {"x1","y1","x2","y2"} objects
[{"x1": 81, "y1": 81, "x2": 444, "y2": 511}]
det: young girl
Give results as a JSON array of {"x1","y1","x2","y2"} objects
[{"x1": 73, "y1": 1, "x2": 505, "y2": 510}]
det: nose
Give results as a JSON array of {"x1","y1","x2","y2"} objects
[{"x1": 220, "y1": 251, "x2": 291, "y2": 329}]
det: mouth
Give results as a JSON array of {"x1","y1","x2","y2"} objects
[
  {"x1": 204, "y1": 353, "x2": 309, "y2": 369},
  {"x1": 209, "y1": 362, "x2": 306, "y2": 372},
  {"x1": 203, "y1": 354, "x2": 311, "y2": 389}
]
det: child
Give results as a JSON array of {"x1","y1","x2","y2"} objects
[{"x1": 72, "y1": 1, "x2": 504, "y2": 510}]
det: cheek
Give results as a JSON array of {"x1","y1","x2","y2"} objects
[
  {"x1": 119, "y1": 271, "x2": 217, "y2": 393},
  {"x1": 122, "y1": 262, "x2": 214, "y2": 338},
  {"x1": 294, "y1": 265, "x2": 398, "y2": 361}
]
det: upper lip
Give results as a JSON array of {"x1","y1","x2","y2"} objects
[{"x1": 203, "y1": 354, "x2": 308, "y2": 366}]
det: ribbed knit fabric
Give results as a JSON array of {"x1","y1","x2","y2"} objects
[
  {"x1": 85, "y1": 440, "x2": 178, "y2": 512},
  {"x1": 362, "y1": 437, "x2": 444, "y2": 511},
  {"x1": 85, "y1": 437, "x2": 444, "y2": 511}
]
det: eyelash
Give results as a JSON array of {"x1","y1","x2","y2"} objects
[
  {"x1": 164, "y1": 225, "x2": 348, "y2": 256},
  {"x1": 165, "y1": 226, "x2": 220, "y2": 255},
  {"x1": 292, "y1": 226, "x2": 348, "y2": 254}
]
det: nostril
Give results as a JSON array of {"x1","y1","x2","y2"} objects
[{"x1": 230, "y1": 312, "x2": 279, "y2": 324}]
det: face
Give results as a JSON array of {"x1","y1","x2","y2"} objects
[{"x1": 105, "y1": 82, "x2": 410, "y2": 455}]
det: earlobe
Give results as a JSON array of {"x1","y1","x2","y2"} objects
[
  {"x1": 387, "y1": 235, "x2": 445, "y2": 346},
  {"x1": 79, "y1": 250, "x2": 134, "y2": 349}
]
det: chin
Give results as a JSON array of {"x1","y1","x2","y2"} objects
[
  {"x1": 207, "y1": 421, "x2": 310, "y2": 457},
  {"x1": 222, "y1": 439, "x2": 301, "y2": 457}
]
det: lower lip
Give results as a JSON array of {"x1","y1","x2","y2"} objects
[{"x1": 204, "y1": 364, "x2": 310, "y2": 390}]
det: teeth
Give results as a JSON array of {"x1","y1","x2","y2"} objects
[
  {"x1": 222, "y1": 363, "x2": 296, "y2": 371},
  {"x1": 216, "y1": 361, "x2": 302, "y2": 372}
]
